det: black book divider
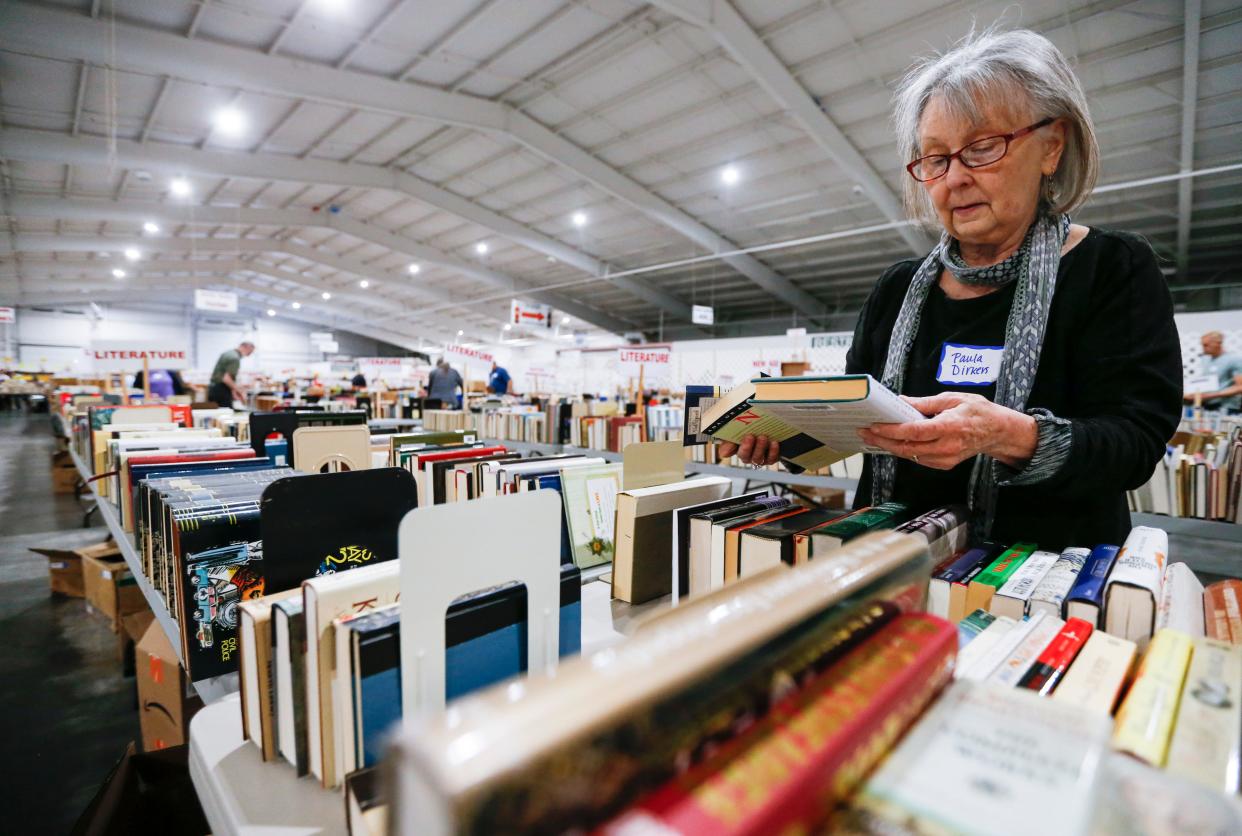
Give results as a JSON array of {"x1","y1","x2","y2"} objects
[{"x1": 248, "y1": 410, "x2": 368, "y2": 465}]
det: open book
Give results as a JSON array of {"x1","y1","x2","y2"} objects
[{"x1": 700, "y1": 374, "x2": 925, "y2": 471}]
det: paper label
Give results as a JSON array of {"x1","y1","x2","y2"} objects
[
  {"x1": 936, "y1": 343, "x2": 1004, "y2": 387},
  {"x1": 585, "y1": 477, "x2": 618, "y2": 541}
]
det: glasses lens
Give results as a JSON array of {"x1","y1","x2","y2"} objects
[
  {"x1": 911, "y1": 156, "x2": 948, "y2": 181},
  {"x1": 961, "y1": 136, "x2": 1007, "y2": 167}
]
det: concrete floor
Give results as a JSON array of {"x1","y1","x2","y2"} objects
[{"x1": 0, "y1": 412, "x2": 139, "y2": 835}]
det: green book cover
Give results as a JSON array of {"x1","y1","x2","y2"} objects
[
  {"x1": 813, "y1": 502, "x2": 909, "y2": 545},
  {"x1": 560, "y1": 463, "x2": 624, "y2": 569},
  {"x1": 957, "y1": 608, "x2": 996, "y2": 646},
  {"x1": 973, "y1": 542, "x2": 1036, "y2": 589}
]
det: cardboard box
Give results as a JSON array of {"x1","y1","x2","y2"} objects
[
  {"x1": 120, "y1": 608, "x2": 157, "y2": 671},
  {"x1": 136, "y1": 621, "x2": 202, "y2": 751},
  {"x1": 83, "y1": 552, "x2": 147, "y2": 632},
  {"x1": 51, "y1": 449, "x2": 78, "y2": 494},
  {"x1": 31, "y1": 539, "x2": 121, "y2": 598}
]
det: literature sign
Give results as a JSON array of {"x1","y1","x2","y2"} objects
[
  {"x1": 0, "y1": 306, "x2": 14, "y2": 324},
  {"x1": 617, "y1": 345, "x2": 672, "y2": 376},
  {"x1": 193, "y1": 288, "x2": 238, "y2": 313},
  {"x1": 89, "y1": 339, "x2": 191, "y2": 371},
  {"x1": 444, "y1": 343, "x2": 493, "y2": 374}
]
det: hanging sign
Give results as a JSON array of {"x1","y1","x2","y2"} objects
[
  {"x1": 316, "y1": 341, "x2": 340, "y2": 354},
  {"x1": 618, "y1": 345, "x2": 673, "y2": 377},
  {"x1": 0, "y1": 306, "x2": 15, "y2": 324},
  {"x1": 444, "y1": 343, "x2": 494, "y2": 373},
  {"x1": 810, "y1": 333, "x2": 852, "y2": 349},
  {"x1": 510, "y1": 300, "x2": 552, "y2": 329},
  {"x1": 194, "y1": 289, "x2": 238, "y2": 313},
  {"x1": 89, "y1": 339, "x2": 191, "y2": 371},
  {"x1": 357, "y1": 357, "x2": 423, "y2": 385},
  {"x1": 691, "y1": 305, "x2": 714, "y2": 325}
]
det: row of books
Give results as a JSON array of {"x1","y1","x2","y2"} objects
[
  {"x1": 951, "y1": 600, "x2": 1242, "y2": 795},
  {"x1": 474, "y1": 406, "x2": 548, "y2": 443},
  {"x1": 1129, "y1": 425, "x2": 1242, "y2": 522},
  {"x1": 927, "y1": 525, "x2": 1239, "y2": 652},
  {"x1": 236, "y1": 556, "x2": 584, "y2": 793},
  {"x1": 421, "y1": 409, "x2": 474, "y2": 431}
]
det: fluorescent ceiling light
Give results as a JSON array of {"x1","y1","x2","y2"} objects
[
  {"x1": 169, "y1": 177, "x2": 191, "y2": 197},
  {"x1": 291, "y1": 301, "x2": 302, "y2": 309},
  {"x1": 266, "y1": 308, "x2": 276, "y2": 317},
  {"x1": 503, "y1": 323, "x2": 512, "y2": 331},
  {"x1": 123, "y1": 247, "x2": 140, "y2": 261},
  {"x1": 322, "y1": 291, "x2": 331, "y2": 300},
  {"x1": 359, "y1": 279, "x2": 369, "y2": 289},
  {"x1": 561, "y1": 316, "x2": 571, "y2": 325},
  {"x1": 475, "y1": 242, "x2": 489, "y2": 255},
  {"x1": 407, "y1": 263, "x2": 421, "y2": 275},
  {"x1": 213, "y1": 106, "x2": 247, "y2": 137},
  {"x1": 142, "y1": 221, "x2": 160, "y2": 234},
  {"x1": 111, "y1": 268, "x2": 126, "y2": 279},
  {"x1": 720, "y1": 165, "x2": 740, "y2": 186},
  {"x1": 457, "y1": 329, "x2": 464, "y2": 337},
  {"x1": 571, "y1": 211, "x2": 587, "y2": 228}
]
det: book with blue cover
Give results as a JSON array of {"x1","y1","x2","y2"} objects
[{"x1": 1064, "y1": 544, "x2": 1121, "y2": 627}]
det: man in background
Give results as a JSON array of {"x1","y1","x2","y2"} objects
[
  {"x1": 208, "y1": 340, "x2": 254, "y2": 408},
  {"x1": 425, "y1": 359, "x2": 463, "y2": 409},
  {"x1": 487, "y1": 361, "x2": 512, "y2": 396},
  {"x1": 1185, "y1": 331, "x2": 1242, "y2": 413}
]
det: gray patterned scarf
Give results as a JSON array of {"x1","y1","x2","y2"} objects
[{"x1": 871, "y1": 210, "x2": 1070, "y2": 539}]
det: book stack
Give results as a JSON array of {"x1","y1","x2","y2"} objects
[
  {"x1": 476, "y1": 406, "x2": 548, "y2": 444},
  {"x1": 422, "y1": 409, "x2": 474, "y2": 432},
  {"x1": 389, "y1": 530, "x2": 946, "y2": 835},
  {"x1": 939, "y1": 525, "x2": 1242, "y2": 797},
  {"x1": 1129, "y1": 424, "x2": 1242, "y2": 523},
  {"x1": 645, "y1": 404, "x2": 683, "y2": 442}
]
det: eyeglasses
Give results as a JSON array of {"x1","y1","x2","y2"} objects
[{"x1": 906, "y1": 117, "x2": 1055, "y2": 182}]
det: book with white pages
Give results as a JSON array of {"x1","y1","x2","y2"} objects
[
  {"x1": 1103, "y1": 526, "x2": 1168, "y2": 652},
  {"x1": 960, "y1": 611, "x2": 1051, "y2": 682},
  {"x1": 988, "y1": 613, "x2": 1064, "y2": 688},
  {"x1": 1028, "y1": 547, "x2": 1089, "y2": 619},
  {"x1": 954, "y1": 616, "x2": 1016, "y2": 680},
  {"x1": 1155, "y1": 561, "x2": 1206, "y2": 637},
  {"x1": 670, "y1": 490, "x2": 772, "y2": 604},
  {"x1": 990, "y1": 550, "x2": 1060, "y2": 620}
]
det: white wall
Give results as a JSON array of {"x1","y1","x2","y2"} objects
[{"x1": 12, "y1": 302, "x2": 409, "y2": 376}]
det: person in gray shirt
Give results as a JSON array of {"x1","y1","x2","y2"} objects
[
  {"x1": 426, "y1": 359, "x2": 463, "y2": 409},
  {"x1": 1185, "y1": 331, "x2": 1242, "y2": 413}
]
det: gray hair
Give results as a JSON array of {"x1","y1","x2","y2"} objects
[{"x1": 893, "y1": 28, "x2": 1099, "y2": 224}]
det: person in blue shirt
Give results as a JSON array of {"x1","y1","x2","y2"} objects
[{"x1": 488, "y1": 361, "x2": 512, "y2": 396}]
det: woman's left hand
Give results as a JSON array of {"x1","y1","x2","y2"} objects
[{"x1": 857, "y1": 392, "x2": 1039, "y2": 470}]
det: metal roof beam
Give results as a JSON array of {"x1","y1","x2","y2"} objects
[
  {"x1": 1176, "y1": 0, "x2": 1202, "y2": 281},
  {"x1": 648, "y1": 0, "x2": 930, "y2": 257},
  {"x1": 0, "y1": 2, "x2": 809, "y2": 319}
]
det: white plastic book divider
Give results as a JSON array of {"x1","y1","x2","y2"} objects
[{"x1": 398, "y1": 489, "x2": 563, "y2": 717}]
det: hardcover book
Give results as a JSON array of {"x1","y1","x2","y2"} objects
[
  {"x1": 990, "y1": 549, "x2": 1060, "y2": 620},
  {"x1": 1103, "y1": 526, "x2": 1168, "y2": 652},
  {"x1": 1155, "y1": 561, "x2": 1205, "y2": 636},
  {"x1": 673, "y1": 491, "x2": 774, "y2": 600},
  {"x1": 273, "y1": 597, "x2": 309, "y2": 775},
  {"x1": 928, "y1": 545, "x2": 998, "y2": 620},
  {"x1": 988, "y1": 612, "x2": 1063, "y2": 688},
  {"x1": 1016, "y1": 617, "x2": 1093, "y2": 696},
  {"x1": 964, "y1": 542, "x2": 1035, "y2": 615},
  {"x1": 560, "y1": 463, "x2": 624, "y2": 570},
  {"x1": 1164, "y1": 636, "x2": 1242, "y2": 793},
  {"x1": 1050, "y1": 630, "x2": 1136, "y2": 714},
  {"x1": 807, "y1": 503, "x2": 909, "y2": 556},
  {"x1": 1063, "y1": 544, "x2": 1120, "y2": 627},
  {"x1": 238, "y1": 588, "x2": 300, "y2": 761},
  {"x1": 738, "y1": 507, "x2": 847, "y2": 576},
  {"x1": 1027, "y1": 546, "x2": 1089, "y2": 619},
  {"x1": 1205, "y1": 579, "x2": 1242, "y2": 642}
]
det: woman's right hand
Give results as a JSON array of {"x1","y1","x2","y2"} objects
[{"x1": 717, "y1": 435, "x2": 781, "y2": 465}]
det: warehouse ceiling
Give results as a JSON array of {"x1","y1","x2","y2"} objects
[{"x1": 0, "y1": 0, "x2": 1239, "y2": 347}]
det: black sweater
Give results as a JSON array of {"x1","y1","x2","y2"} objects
[{"x1": 845, "y1": 227, "x2": 1183, "y2": 551}]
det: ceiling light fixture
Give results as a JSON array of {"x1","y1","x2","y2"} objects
[
  {"x1": 407, "y1": 263, "x2": 421, "y2": 275},
  {"x1": 571, "y1": 211, "x2": 587, "y2": 228},
  {"x1": 457, "y1": 329, "x2": 464, "y2": 337},
  {"x1": 359, "y1": 279, "x2": 369, "y2": 289},
  {"x1": 142, "y1": 221, "x2": 160, "y2": 234},
  {"x1": 111, "y1": 268, "x2": 126, "y2": 279},
  {"x1": 124, "y1": 247, "x2": 140, "y2": 261},
  {"x1": 266, "y1": 308, "x2": 276, "y2": 317},
  {"x1": 213, "y1": 106, "x2": 247, "y2": 137},
  {"x1": 291, "y1": 301, "x2": 302, "y2": 309},
  {"x1": 322, "y1": 291, "x2": 331, "y2": 300},
  {"x1": 503, "y1": 323, "x2": 512, "y2": 331},
  {"x1": 169, "y1": 177, "x2": 192, "y2": 197},
  {"x1": 475, "y1": 242, "x2": 489, "y2": 255},
  {"x1": 561, "y1": 316, "x2": 571, "y2": 325},
  {"x1": 720, "y1": 164, "x2": 740, "y2": 186}
]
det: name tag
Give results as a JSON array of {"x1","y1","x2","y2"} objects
[{"x1": 936, "y1": 342, "x2": 1004, "y2": 386}]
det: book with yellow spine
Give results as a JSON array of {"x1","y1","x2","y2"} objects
[{"x1": 1111, "y1": 629, "x2": 1194, "y2": 766}]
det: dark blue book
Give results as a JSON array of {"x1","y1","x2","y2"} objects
[
  {"x1": 1063, "y1": 544, "x2": 1120, "y2": 625},
  {"x1": 534, "y1": 474, "x2": 574, "y2": 566}
]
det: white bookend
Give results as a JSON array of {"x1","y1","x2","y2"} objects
[
  {"x1": 854, "y1": 681, "x2": 1109, "y2": 836},
  {"x1": 1103, "y1": 526, "x2": 1168, "y2": 652},
  {"x1": 1028, "y1": 547, "x2": 1089, "y2": 619},
  {"x1": 990, "y1": 550, "x2": 1060, "y2": 620},
  {"x1": 988, "y1": 614, "x2": 1063, "y2": 688},
  {"x1": 399, "y1": 490, "x2": 562, "y2": 717},
  {"x1": 1155, "y1": 562, "x2": 1205, "y2": 637}
]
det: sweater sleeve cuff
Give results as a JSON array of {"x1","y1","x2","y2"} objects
[{"x1": 996, "y1": 408, "x2": 1074, "y2": 487}]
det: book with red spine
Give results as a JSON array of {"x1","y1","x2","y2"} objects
[
  {"x1": 596, "y1": 613, "x2": 956, "y2": 836},
  {"x1": 607, "y1": 416, "x2": 644, "y2": 453},
  {"x1": 1016, "y1": 617, "x2": 1094, "y2": 695}
]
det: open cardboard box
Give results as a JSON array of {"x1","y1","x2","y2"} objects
[
  {"x1": 136, "y1": 621, "x2": 202, "y2": 751},
  {"x1": 83, "y1": 551, "x2": 147, "y2": 632},
  {"x1": 30, "y1": 539, "x2": 121, "y2": 598},
  {"x1": 51, "y1": 449, "x2": 78, "y2": 494}
]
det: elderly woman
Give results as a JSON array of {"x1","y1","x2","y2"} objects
[{"x1": 723, "y1": 29, "x2": 1182, "y2": 550}]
